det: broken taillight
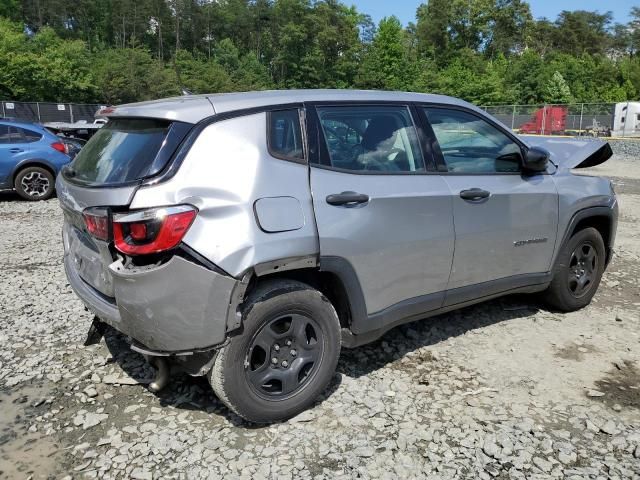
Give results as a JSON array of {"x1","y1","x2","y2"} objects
[
  {"x1": 82, "y1": 208, "x2": 110, "y2": 241},
  {"x1": 112, "y1": 205, "x2": 197, "y2": 255}
]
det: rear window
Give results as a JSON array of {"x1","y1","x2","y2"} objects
[{"x1": 69, "y1": 118, "x2": 174, "y2": 185}]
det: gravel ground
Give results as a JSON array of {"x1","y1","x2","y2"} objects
[{"x1": 1, "y1": 148, "x2": 639, "y2": 479}]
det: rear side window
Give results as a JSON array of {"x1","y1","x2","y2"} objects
[
  {"x1": 268, "y1": 110, "x2": 304, "y2": 161},
  {"x1": 17, "y1": 127, "x2": 42, "y2": 142},
  {"x1": 69, "y1": 118, "x2": 175, "y2": 185}
]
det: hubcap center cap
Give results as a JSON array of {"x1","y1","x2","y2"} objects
[{"x1": 271, "y1": 338, "x2": 296, "y2": 368}]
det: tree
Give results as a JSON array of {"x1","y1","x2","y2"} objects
[
  {"x1": 527, "y1": 19, "x2": 554, "y2": 55},
  {"x1": 0, "y1": 1, "x2": 639, "y2": 106},
  {"x1": 0, "y1": 0, "x2": 20, "y2": 21},
  {"x1": 553, "y1": 10, "x2": 613, "y2": 56},
  {"x1": 358, "y1": 16, "x2": 416, "y2": 90},
  {"x1": 93, "y1": 47, "x2": 177, "y2": 103},
  {"x1": 630, "y1": 7, "x2": 640, "y2": 56},
  {"x1": 415, "y1": 0, "x2": 495, "y2": 61},
  {"x1": 485, "y1": 0, "x2": 533, "y2": 57},
  {"x1": 544, "y1": 71, "x2": 573, "y2": 104},
  {"x1": 415, "y1": 0, "x2": 450, "y2": 62},
  {"x1": 0, "y1": 19, "x2": 96, "y2": 101},
  {"x1": 173, "y1": 49, "x2": 232, "y2": 94}
]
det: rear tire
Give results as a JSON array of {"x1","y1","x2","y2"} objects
[
  {"x1": 543, "y1": 227, "x2": 606, "y2": 312},
  {"x1": 14, "y1": 166, "x2": 55, "y2": 201},
  {"x1": 209, "y1": 279, "x2": 341, "y2": 423}
]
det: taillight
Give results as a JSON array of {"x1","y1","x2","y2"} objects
[
  {"x1": 83, "y1": 208, "x2": 110, "y2": 241},
  {"x1": 51, "y1": 142, "x2": 68, "y2": 154},
  {"x1": 113, "y1": 205, "x2": 197, "y2": 255}
]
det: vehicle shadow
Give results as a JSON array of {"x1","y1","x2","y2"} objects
[
  {"x1": 101, "y1": 294, "x2": 540, "y2": 425},
  {"x1": 102, "y1": 327, "x2": 342, "y2": 427},
  {"x1": 0, "y1": 191, "x2": 58, "y2": 202},
  {"x1": 0, "y1": 191, "x2": 24, "y2": 202},
  {"x1": 337, "y1": 295, "x2": 541, "y2": 379}
]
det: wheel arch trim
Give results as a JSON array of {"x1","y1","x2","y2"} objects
[{"x1": 555, "y1": 205, "x2": 617, "y2": 267}]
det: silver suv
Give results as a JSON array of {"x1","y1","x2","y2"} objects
[{"x1": 58, "y1": 90, "x2": 618, "y2": 423}]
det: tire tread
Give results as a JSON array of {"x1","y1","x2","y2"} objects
[
  {"x1": 208, "y1": 279, "x2": 341, "y2": 423},
  {"x1": 544, "y1": 227, "x2": 605, "y2": 312}
]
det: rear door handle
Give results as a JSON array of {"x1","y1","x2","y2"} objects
[
  {"x1": 326, "y1": 191, "x2": 370, "y2": 207},
  {"x1": 459, "y1": 188, "x2": 490, "y2": 201},
  {"x1": 9, "y1": 148, "x2": 23, "y2": 153}
]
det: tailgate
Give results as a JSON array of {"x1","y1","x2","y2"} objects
[
  {"x1": 56, "y1": 115, "x2": 193, "y2": 296},
  {"x1": 58, "y1": 175, "x2": 137, "y2": 297}
]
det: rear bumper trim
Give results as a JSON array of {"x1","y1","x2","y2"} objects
[
  {"x1": 65, "y1": 253, "x2": 121, "y2": 325},
  {"x1": 65, "y1": 252, "x2": 240, "y2": 352}
]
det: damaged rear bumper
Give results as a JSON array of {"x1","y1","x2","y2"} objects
[{"x1": 64, "y1": 252, "x2": 242, "y2": 354}]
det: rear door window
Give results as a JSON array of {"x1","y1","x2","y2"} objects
[
  {"x1": 0, "y1": 125, "x2": 27, "y2": 144},
  {"x1": 315, "y1": 105, "x2": 425, "y2": 173},
  {"x1": 0, "y1": 124, "x2": 11, "y2": 144},
  {"x1": 68, "y1": 118, "x2": 183, "y2": 185}
]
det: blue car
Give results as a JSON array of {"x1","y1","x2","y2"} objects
[{"x1": 0, "y1": 118, "x2": 72, "y2": 200}]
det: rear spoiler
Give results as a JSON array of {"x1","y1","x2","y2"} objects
[{"x1": 520, "y1": 136, "x2": 613, "y2": 169}]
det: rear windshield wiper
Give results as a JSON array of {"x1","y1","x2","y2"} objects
[{"x1": 63, "y1": 165, "x2": 77, "y2": 177}]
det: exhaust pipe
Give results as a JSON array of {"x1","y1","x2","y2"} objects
[{"x1": 148, "y1": 357, "x2": 170, "y2": 393}]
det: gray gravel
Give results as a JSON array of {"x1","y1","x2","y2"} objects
[
  {"x1": 1, "y1": 153, "x2": 639, "y2": 479},
  {"x1": 610, "y1": 138, "x2": 640, "y2": 158}
]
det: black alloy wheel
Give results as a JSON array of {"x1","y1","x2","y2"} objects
[
  {"x1": 245, "y1": 313, "x2": 324, "y2": 400},
  {"x1": 567, "y1": 241, "x2": 598, "y2": 298},
  {"x1": 208, "y1": 279, "x2": 341, "y2": 423}
]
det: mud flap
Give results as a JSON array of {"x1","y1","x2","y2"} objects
[{"x1": 84, "y1": 316, "x2": 107, "y2": 346}]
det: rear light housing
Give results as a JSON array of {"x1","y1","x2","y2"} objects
[
  {"x1": 113, "y1": 205, "x2": 197, "y2": 255},
  {"x1": 51, "y1": 141, "x2": 68, "y2": 154},
  {"x1": 83, "y1": 208, "x2": 110, "y2": 241}
]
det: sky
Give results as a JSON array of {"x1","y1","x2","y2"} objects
[{"x1": 349, "y1": 0, "x2": 636, "y2": 26}]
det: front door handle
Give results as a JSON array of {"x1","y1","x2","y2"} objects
[
  {"x1": 326, "y1": 191, "x2": 370, "y2": 207},
  {"x1": 459, "y1": 188, "x2": 490, "y2": 201},
  {"x1": 9, "y1": 148, "x2": 23, "y2": 153}
]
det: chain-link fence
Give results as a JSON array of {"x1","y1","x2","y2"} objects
[
  {"x1": 1, "y1": 101, "x2": 104, "y2": 124},
  {"x1": 481, "y1": 102, "x2": 640, "y2": 138},
  {"x1": 4, "y1": 99, "x2": 640, "y2": 138}
]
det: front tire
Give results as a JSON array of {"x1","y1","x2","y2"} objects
[
  {"x1": 543, "y1": 227, "x2": 606, "y2": 311},
  {"x1": 209, "y1": 279, "x2": 341, "y2": 423},
  {"x1": 14, "y1": 166, "x2": 55, "y2": 201}
]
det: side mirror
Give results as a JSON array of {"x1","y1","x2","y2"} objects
[{"x1": 522, "y1": 146, "x2": 550, "y2": 173}]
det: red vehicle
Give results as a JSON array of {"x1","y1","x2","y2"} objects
[{"x1": 520, "y1": 105, "x2": 567, "y2": 135}]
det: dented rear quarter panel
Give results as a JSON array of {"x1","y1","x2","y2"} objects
[
  {"x1": 109, "y1": 256, "x2": 237, "y2": 351},
  {"x1": 129, "y1": 112, "x2": 319, "y2": 278}
]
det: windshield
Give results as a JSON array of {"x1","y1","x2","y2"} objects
[{"x1": 69, "y1": 118, "x2": 172, "y2": 185}]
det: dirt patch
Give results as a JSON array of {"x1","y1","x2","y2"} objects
[
  {"x1": 0, "y1": 384, "x2": 62, "y2": 479},
  {"x1": 554, "y1": 342, "x2": 598, "y2": 361},
  {"x1": 591, "y1": 361, "x2": 640, "y2": 410}
]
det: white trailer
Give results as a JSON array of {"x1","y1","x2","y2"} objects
[{"x1": 612, "y1": 102, "x2": 640, "y2": 137}]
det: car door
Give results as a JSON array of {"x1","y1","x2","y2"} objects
[
  {"x1": 421, "y1": 106, "x2": 558, "y2": 302},
  {"x1": 307, "y1": 104, "x2": 455, "y2": 333},
  {"x1": 0, "y1": 124, "x2": 31, "y2": 187}
]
